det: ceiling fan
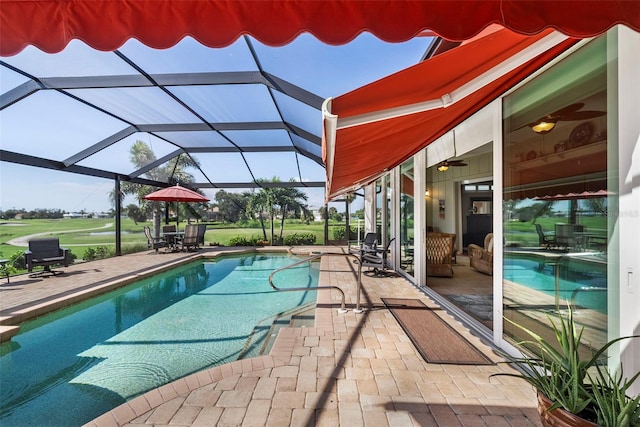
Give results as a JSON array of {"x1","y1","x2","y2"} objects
[
  {"x1": 437, "y1": 159, "x2": 467, "y2": 172},
  {"x1": 525, "y1": 103, "x2": 606, "y2": 134}
]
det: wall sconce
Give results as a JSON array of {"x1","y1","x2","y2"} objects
[
  {"x1": 530, "y1": 119, "x2": 557, "y2": 134},
  {"x1": 424, "y1": 189, "x2": 430, "y2": 199}
]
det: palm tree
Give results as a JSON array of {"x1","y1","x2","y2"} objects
[
  {"x1": 246, "y1": 178, "x2": 309, "y2": 245},
  {"x1": 274, "y1": 184, "x2": 308, "y2": 244},
  {"x1": 110, "y1": 140, "x2": 200, "y2": 234},
  {"x1": 246, "y1": 187, "x2": 272, "y2": 242}
]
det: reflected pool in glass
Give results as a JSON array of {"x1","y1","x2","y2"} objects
[{"x1": 504, "y1": 252, "x2": 607, "y2": 313}]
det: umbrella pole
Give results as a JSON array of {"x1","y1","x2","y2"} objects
[{"x1": 176, "y1": 201, "x2": 179, "y2": 231}]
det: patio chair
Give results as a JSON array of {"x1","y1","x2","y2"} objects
[
  {"x1": 350, "y1": 232, "x2": 378, "y2": 256},
  {"x1": 25, "y1": 237, "x2": 70, "y2": 277},
  {"x1": 468, "y1": 233, "x2": 493, "y2": 276},
  {"x1": 144, "y1": 226, "x2": 168, "y2": 253},
  {"x1": 361, "y1": 238, "x2": 395, "y2": 276},
  {"x1": 196, "y1": 224, "x2": 207, "y2": 248},
  {"x1": 426, "y1": 233, "x2": 455, "y2": 277},
  {"x1": 402, "y1": 238, "x2": 414, "y2": 268},
  {"x1": 178, "y1": 224, "x2": 199, "y2": 252},
  {"x1": 534, "y1": 224, "x2": 555, "y2": 249}
]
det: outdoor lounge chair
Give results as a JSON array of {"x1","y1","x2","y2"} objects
[
  {"x1": 468, "y1": 233, "x2": 493, "y2": 276},
  {"x1": 426, "y1": 233, "x2": 455, "y2": 277},
  {"x1": 144, "y1": 226, "x2": 168, "y2": 253},
  {"x1": 535, "y1": 224, "x2": 555, "y2": 249},
  {"x1": 361, "y1": 238, "x2": 395, "y2": 276},
  {"x1": 25, "y1": 237, "x2": 70, "y2": 277}
]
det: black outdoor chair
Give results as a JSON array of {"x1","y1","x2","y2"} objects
[
  {"x1": 350, "y1": 232, "x2": 378, "y2": 256},
  {"x1": 361, "y1": 238, "x2": 395, "y2": 276},
  {"x1": 25, "y1": 237, "x2": 70, "y2": 277},
  {"x1": 535, "y1": 224, "x2": 555, "y2": 249}
]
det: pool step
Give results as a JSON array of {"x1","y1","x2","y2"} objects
[
  {"x1": 0, "y1": 325, "x2": 20, "y2": 343},
  {"x1": 238, "y1": 302, "x2": 316, "y2": 359}
]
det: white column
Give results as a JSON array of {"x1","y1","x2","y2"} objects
[
  {"x1": 492, "y1": 95, "x2": 505, "y2": 346},
  {"x1": 363, "y1": 183, "x2": 376, "y2": 234},
  {"x1": 414, "y1": 150, "x2": 427, "y2": 286},
  {"x1": 614, "y1": 25, "x2": 640, "y2": 394}
]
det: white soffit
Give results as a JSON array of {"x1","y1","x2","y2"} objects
[
  {"x1": 426, "y1": 100, "x2": 495, "y2": 167},
  {"x1": 454, "y1": 101, "x2": 495, "y2": 156}
]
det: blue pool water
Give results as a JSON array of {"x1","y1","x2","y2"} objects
[
  {"x1": 503, "y1": 253, "x2": 607, "y2": 313},
  {"x1": 0, "y1": 253, "x2": 318, "y2": 426}
]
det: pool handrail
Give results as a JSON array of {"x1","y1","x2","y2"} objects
[
  {"x1": 269, "y1": 252, "x2": 363, "y2": 313},
  {"x1": 569, "y1": 285, "x2": 607, "y2": 310}
]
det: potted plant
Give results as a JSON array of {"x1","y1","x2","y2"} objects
[{"x1": 493, "y1": 307, "x2": 640, "y2": 427}]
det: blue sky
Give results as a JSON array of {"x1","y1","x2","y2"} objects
[{"x1": 0, "y1": 33, "x2": 432, "y2": 213}]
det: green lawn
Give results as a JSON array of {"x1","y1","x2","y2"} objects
[
  {"x1": 504, "y1": 216, "x2": 607, "y2": 247},
  {"x1": 0, "y1": 218, "x2": 351, "y2": 262}
]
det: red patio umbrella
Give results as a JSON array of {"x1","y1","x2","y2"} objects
[{"x1": 143, "y1": 184, "x2": 209, "y2": 230}]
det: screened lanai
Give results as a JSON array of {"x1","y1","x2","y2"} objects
[
  {"x1": 0, "y1": 34, "x2": 432, "y2": 194},
  {"x1": 1, "y1": 1, "x2": 638, "y2": 215},
  {"x1": 1, "y1": 32, "x2": 436, "y2": 225}
]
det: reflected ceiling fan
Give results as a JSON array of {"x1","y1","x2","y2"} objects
[
  {"x1": 525, "y1": 103, "x2": 606, "y2": 134},
  {"x1": 437, "y1": 159, "x2": 467, "y2": 172}
]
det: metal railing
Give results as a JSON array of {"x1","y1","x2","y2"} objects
[{"x1": 268, "y1": 252, "x2": 364, "y2": 313}]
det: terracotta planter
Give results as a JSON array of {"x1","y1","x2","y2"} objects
[{"x1": 537, "y1": 392, "x2": 599, "y2": 427}]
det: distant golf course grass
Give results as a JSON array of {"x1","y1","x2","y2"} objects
[{"x1": 0, "y1": 217, "x2": 343, "y2": 262}]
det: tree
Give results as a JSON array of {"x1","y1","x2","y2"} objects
[
  {"x1": 273, "y1": 183, "x2": 308, "y2": 243},
  {"x1": 111, "y1": 140, "x2": 202, "y2": 234},
  {"x1": 215, "y1": 190, "x2": 251, "y2": 223},
  {"x1": 125, "y1": 204, "x2": 147, "y2": 224},
  {"x1": 247, "y1": 182, "x2": 277, "y2": 242},
  {"x1": 584, "y1": 198, "x2": 607, "y2": 215},
  {"x1": 246, "y1": 178, "x2": 309, "y2": 245}
]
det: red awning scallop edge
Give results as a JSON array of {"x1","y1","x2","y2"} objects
[{"x1": 1, "y1": 0, "x2": 639, "y2": 56}]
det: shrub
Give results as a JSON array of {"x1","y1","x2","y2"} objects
[
  {"x1": 228, "y1": 236, "x2": 268, "y2": 246},
  {"x1": 122, "y1": 243, "x2": 148, "y2": 254},
  {"x1": 332, "y1": 226, "x2": 357, "y2": 241},
  {"x1": 0, "y1": 261, "x2": 16, "y2": 278},
  {"x1": 283, "y1": 233, "x2": 316, "y2": 245},
  {"x1": 8, "y1": 250, "x2": 26, "y2": 269},
  {"x1": 83, "y1": 246, "x2": 112, "y2": 261}
]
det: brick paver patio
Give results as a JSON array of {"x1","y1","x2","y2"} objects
[{"x1": 0, "y1": 246, "x2": 541, "y2": 427}]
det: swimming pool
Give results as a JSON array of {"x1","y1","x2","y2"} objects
[
  {"x1": 0, "y1": 253, "x2": 318, "y2": 426},
  {"x1": 503, "y1": 252, "x2": 607, "y2": 313}
]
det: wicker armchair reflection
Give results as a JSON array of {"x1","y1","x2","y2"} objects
[
  {"x1": 426, "y1": 233, "x2": 455, "y2": 277},
  {"x1": 468, "y1": 233, "x2": 493, "y2": 275}
]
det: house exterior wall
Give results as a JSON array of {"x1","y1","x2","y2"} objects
[
  {"x1": 615, "y1": 25, "x2": 640, "y2": 395},
  {"x1": 379, "y1": 27, "x2": 639, "y2": 390}
]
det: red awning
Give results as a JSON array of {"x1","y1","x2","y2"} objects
[
  {"x1": 1, "y1": 0, "x2": 638, "y2": 56},
  {"x1": 322, "y1": 28, "x2": 579, "y2": 200},
  {"x1": 534, "y1": 190, "x2": 613, "y2": 201}
]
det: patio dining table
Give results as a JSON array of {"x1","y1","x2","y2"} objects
[{"x1": 161, "y1": 231, "x2": 185, "y2": 251}]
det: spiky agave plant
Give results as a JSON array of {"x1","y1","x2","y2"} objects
[
  {"x1": 588, "y1": 366, "x2": 640, "y2": 427},
  {"x1": 493, "y1": 306, "x2": 639, "y2": 421}
]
